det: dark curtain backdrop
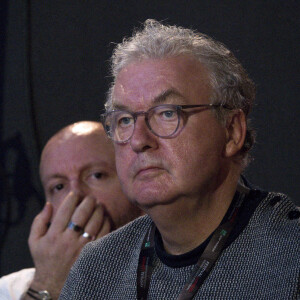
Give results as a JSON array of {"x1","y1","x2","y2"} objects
[{"x1": 0, "y1": 0, "x2": 299, "y2": 276}]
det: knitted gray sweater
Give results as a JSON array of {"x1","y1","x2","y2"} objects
[{"x1": 60, "y1": 191, "x2": 300, "y2": 299}]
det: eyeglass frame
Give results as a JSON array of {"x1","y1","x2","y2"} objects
[{"x1": 100, "y1": 103, "x2": 230, "y2": 143}]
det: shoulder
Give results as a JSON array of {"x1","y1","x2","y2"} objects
[
  {"x1": 241, "y1": 177, "x2": 299, "y2": 233},
  {"x1": 0, "y1": 268, "x2": 35, "y2": 299},
  {"x1": 255, "y1": 191, "x2": 299, "y2": 225},
  {"x1": 248, "y1": 190, "x2": 299, "y2": 243}
]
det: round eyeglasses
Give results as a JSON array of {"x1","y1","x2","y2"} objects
[{"x1": 100, "y1": 104, "x2": 227, "y2": 143}]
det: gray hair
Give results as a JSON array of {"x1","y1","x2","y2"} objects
[{"x1": 106, "y1": 19, "x2": 256, "y2": 165}]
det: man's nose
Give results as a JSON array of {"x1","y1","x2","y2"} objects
[
  {"x1": 70, "y1": 180, "x2": 90, "y2": 200},
  {"x1": 130, "y1": 116, "x2": 158, "y2": 153}
]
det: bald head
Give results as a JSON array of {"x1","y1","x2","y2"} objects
[
  {"x1": 40, "y1": 121, "x2": 110, "y2": 175},
  {"x1": 39, "y1": 121, "x2": 141, "y2": 229}
]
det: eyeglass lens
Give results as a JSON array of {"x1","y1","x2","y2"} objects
[{"x1": 105, "y1": 105, "x2": 180, "y2": 142}]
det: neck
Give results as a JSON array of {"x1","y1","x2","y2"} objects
[{"x1": 147, "y1": 171, "x2": 240, "y2": 255}]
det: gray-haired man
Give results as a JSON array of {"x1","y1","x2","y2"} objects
[{"x1": 60, "y1": 20, "x2": 299, "y2": 299}]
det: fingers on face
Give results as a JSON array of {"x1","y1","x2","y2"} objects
[
  {"x1": 70, "y1": 196, "x2": 97, "y2": 228},
  {"x1": 94, "y1": 216, "x2": 111, "y2": 240},
  {"x1": 50, "y1": 191, "x2": 80, "y2": 232},
  {"x1": 68, "y1": 198, "x2": 112, "y2": 242},
  {"x1": 46, "y1": 191, "x2": 112, "y2": 242},
  {"x1": 82, "y1": 211, "x2": 112, "y2": 242}
]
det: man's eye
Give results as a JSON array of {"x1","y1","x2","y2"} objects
[
  {"x1": 118, "y1": 116, "x2": 133, "y2": 127},
  {"x1": 162, "y1": 110, "x2": 175, "y2": 118},
  {"x1": 53, "y1": 183, "x2": 64, "y2": 192},
  {"x1": 92, "y1": 172, "x2": 103, "y2": 179},
  {"x1": 156, "y1": 109, "x2": 177, "y2": 121}
]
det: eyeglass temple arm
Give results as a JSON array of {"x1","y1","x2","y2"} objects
[{"x1": 179, "y1": 104, "x2": 231, "y2": 110}]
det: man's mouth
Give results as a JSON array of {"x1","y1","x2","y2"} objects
[{"x1": 135, "y1": 166, "x2": 164, "y2": 179}]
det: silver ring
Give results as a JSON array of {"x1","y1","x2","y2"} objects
[
  {"x1": 68, "y1": 221, "x2": 84, "y2": 233},
  {"x1": 82, "y1": 232, "x2": 92, "y2": 239}
]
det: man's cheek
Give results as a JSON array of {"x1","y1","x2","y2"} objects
[{"x1": 116, "y1": 157, "x2": 130, "y2": 178}]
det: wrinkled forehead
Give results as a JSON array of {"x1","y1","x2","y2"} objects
[{"x1": 111, "y1": 56, "x2": 211, "y2": 110}]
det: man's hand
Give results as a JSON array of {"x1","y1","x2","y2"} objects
[{"x1": 23, "y1": 192, "x2": 111, "y2": 300}]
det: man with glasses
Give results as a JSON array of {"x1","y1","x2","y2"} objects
[{"x1": 60, "y1": 20, "x2": 299, "y2": 299}]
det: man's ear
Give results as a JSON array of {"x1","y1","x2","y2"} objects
[{"x1": 224, "y1": 109, "x2": 246, "y2": 158}]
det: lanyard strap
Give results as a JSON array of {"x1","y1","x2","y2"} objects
[
  {"x1": 137, "y1": 224, "x2": 156, "y2": 300},
  {"x1": 137, "y1": 186, "x2": 248, "y2": 300}
]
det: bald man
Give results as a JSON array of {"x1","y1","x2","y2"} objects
[{"x1": 0, "y1": 121, "x2": 142, "y2": 300}]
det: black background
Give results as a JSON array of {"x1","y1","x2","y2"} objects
[{"x1": 0, "y1": 1, "x2": 299, "y2": 276}]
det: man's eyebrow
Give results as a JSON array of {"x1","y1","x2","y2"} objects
[
  {"x1": 43, "y1": 174, "x2": 66, "y2": 183},
  {"x1": 112, "y1": 88, "x2": 184, "y2": 111},
  {"x1": 152, "y1": 88, "x2": 183, "y2": 104}
]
